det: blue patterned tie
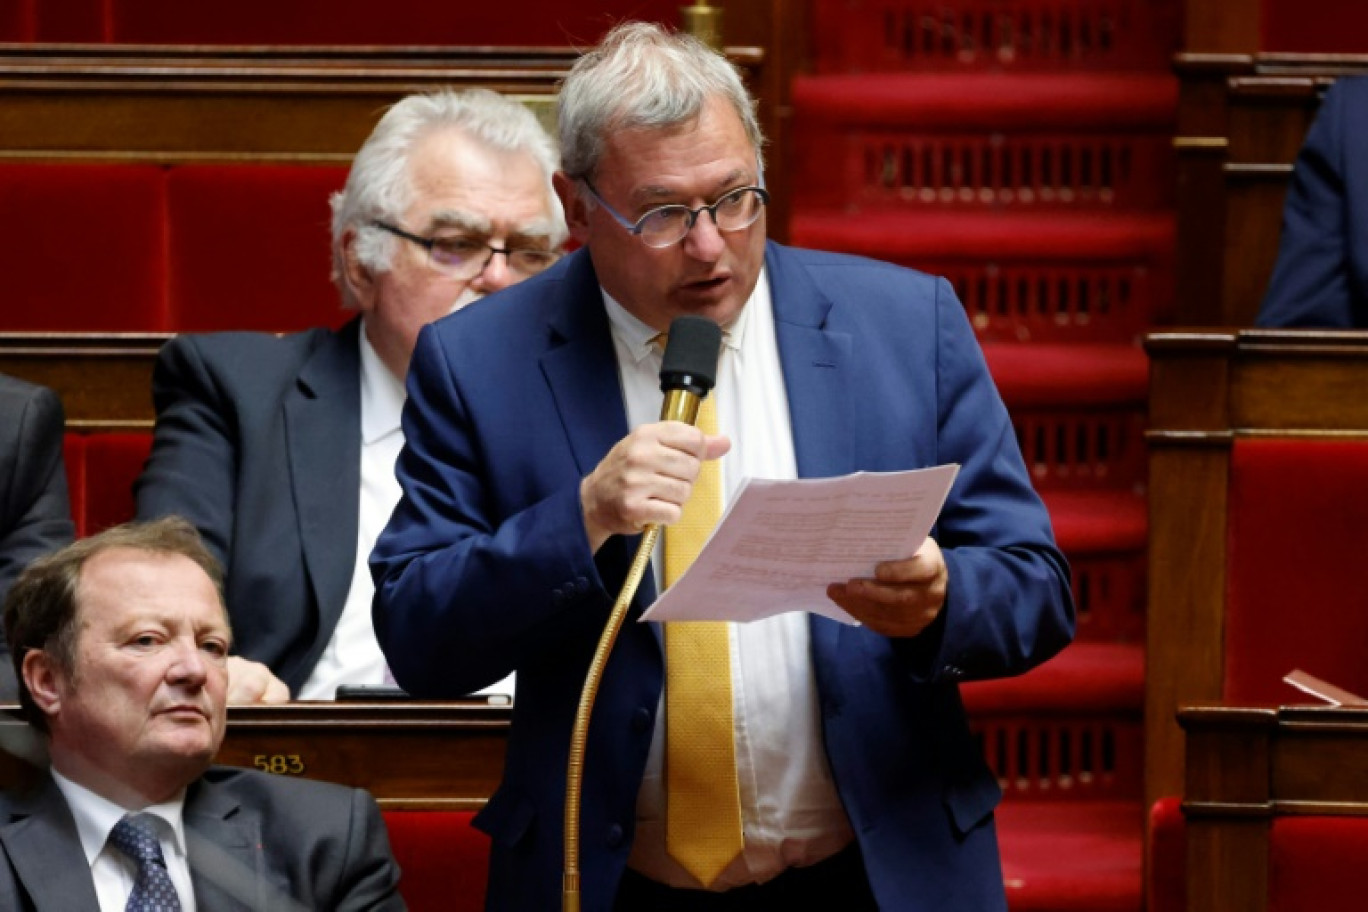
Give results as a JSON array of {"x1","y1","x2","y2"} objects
[{"x1": 108, "y1": 814, "x2": 183, "y2": 912}]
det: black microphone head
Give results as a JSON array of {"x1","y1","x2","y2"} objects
[{"x1": 659, "y1": 316, "x2": 722, "y2": 396}]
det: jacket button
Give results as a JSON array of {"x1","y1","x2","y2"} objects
[
  {"x1": 606, "y1": 824, "x2": 624, "y2": 848},
  {"x1": 631, "y1": 706, "x2": 652, "y2": 734}
]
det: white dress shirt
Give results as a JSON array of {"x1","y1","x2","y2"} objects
[
  {"x1": 298, "y1": 323, "x2": 401, "y2": 700},
  {"x1": 298, "y1": 321, "x2": 516, "y2": 700},
  {"x1": 604, "y1": 270, "x2": 855, "y2": 890},
  {"x1": 52, "y1": 768, "x2": 196, "y2": 912}
]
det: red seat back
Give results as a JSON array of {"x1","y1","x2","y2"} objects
[
  {"x1": 0, "y1": 164, "x2": 167, "y2": 331},
  {"x1": 65, "y1": 433, "x2": 152, "y2": 537},
  {"x1": 382, "y1": 810, "x2": 488, "y2": 912},
  {"x1": 1224, "y1": 439, "x2": 1368, "y2": 704},
  {"x1": 166, "y1": 165, "x2": 349, "y2": 333}
]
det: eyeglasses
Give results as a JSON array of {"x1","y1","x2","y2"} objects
[
  {"x1": 581, "y1": 181, "x2": 770, "y2": 249},
  {"x1": 371, "y1": 221, "x2": 561, "y2": 280}
]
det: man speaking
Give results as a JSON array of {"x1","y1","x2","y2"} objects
[{"x1": 372, "y1": 21, "x2": 1074, "y2": 912}]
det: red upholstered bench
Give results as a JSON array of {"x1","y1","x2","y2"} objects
[
  {"x1": 64, "y1": 432, "x2": 152, "y2": 537},
  {"x1": 0, "y1": 163, "x2": 167, "y2": 331},
  {"x1": 1223, "y1": 438, "x2": 1368, "y2": 703},
  {"x1": 382, "y1": 810, "x2": 488, "y2": 912},
  {"x1": 166, "y1": 165, "x2": 350, "y2": 333},
  {"x1": 1, "y1": 162, "x2": 351, "y2": 334},
  {"x1": 1268, "y1": 817, "x2": 1368, "y2": 911}
]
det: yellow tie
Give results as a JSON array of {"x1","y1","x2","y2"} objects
[{"x1": 663, "y1": 391, "x2": 744, "y2": 887}]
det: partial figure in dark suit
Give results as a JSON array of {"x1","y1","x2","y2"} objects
[
  {"x1": 372, "y1": 22, "x2": 1075, "y2": 912},
  {"x1": 135, "y1": 89, "x2": 567, "y2": 699},
  {"x1": 1257, "y1": 76, "x2": 1368, "y2": 327},
  {"x1": 0, "y1": 372, "x2": 75, "y2": 701},
  {"x1": 0, "y1": 517, "x2": 404, "y2": 910}
]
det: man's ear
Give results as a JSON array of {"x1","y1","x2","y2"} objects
[
  {"x1": 340, "y1": 230, "x2": 377, "y2": 309},
  {"x1": 553, "y1": 172, "x2": 591, "y2": 245},
  {"x1": 23, "y1": 649, "x2": 64, "y2": 717}
]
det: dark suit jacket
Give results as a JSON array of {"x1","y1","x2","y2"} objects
[
  {"x1": 1257, "y1": 76, "x2": 1368, "y2": 327},
  {"x1": 0, "y1": 766, "x2": 404, "y2": 911},
  {"x1": 135, "y1": 320, "x2": 362, "y2": 695},
  {"x1": 372, "y1": 243, "x2": 1076, "y2": 911},
  {"x1": 0, "y1": 374, "x2": 76, "y2": 700}
]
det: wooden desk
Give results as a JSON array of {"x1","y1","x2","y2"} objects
[
  {"x1": 0, "y1": 332, "x2": 166, "y2": 430},
  {"x1": 1145, "y1": 328, "x2": 1368, "y2": 809},
  {"x1": 1180, "y1": 704, "x2": 1368, "y2": 912},
  {"x1": 1172, "y1": 53, "x2": 1368, "y2": 326},
  {"x1": 0, "y1": 701, "x2": 510, "y2": 809}
]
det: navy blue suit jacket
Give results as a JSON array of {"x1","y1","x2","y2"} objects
[
  {"x1": 1258, "y1": 76, "x2": 1368, "y2": 327},
  {"x1": 371, "y1": 243, "x2": 1075, "y2": 911},
  {"x1": 135, "y1": 321, "x2": 362, "y2": 695}
]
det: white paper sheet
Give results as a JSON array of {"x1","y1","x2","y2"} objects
[{"x1": 640, "y1": 464, "x2": 959, "y2": 626}]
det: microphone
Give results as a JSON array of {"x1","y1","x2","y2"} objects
[
  {"x1": 658, "y1": 315, "x2": 722, "y2": 425},
  {"x1": 562, "y1": 316, "x2": 722, "y2": 912}
]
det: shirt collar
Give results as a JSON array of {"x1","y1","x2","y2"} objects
[
  {"x1": 51, "y1": 767, "x2": 189, "y2": 865},
  {"x1": 359, "y1": 319, "x2": 406, "y2": 445},
  {"x1": 599, "y1": 268, "x2": 765, "y2": 363}
]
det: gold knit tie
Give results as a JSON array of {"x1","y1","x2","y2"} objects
[{"x1": 663, "y1": 390, "x2": 743, "y2": 887}]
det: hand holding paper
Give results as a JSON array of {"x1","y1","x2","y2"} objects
[{"x1": 640, "y1": 464, "x2": 959, "y2": 626}]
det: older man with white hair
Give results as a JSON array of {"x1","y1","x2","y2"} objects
[{"x1": 137, "y1": 89, "x2": 566, "y2": 701}]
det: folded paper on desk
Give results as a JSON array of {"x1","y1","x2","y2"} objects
[
  {"x1": 1284, "y1": 669, "x2": 1368, "y2": 706},
  {"x1": 641, "y1": 464, "x2": 959, "y2": 626}
]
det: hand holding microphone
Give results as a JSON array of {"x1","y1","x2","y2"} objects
[
  {"x1": 564, "y1": 315, "x2": 725, "y2": 911},
  {"x1": 580, "y1": 317, "x2": 729, "y2": 552}
]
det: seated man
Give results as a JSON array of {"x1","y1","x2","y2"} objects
[
  {"x1": 1257, "y1": 76, "x2": 1368, "y2": 327},
  {"x1": 0, "y1": 517, "x2": 404, "y2": 910},
  {"x1": 136, "y1": 88, "x2": 566, "y2": 698},
  {"x1": 0, "y1": 372, "x2": 75, "y2": 701}
]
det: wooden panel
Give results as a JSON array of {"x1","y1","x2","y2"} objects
[
  {"x1": 0, "y1": 333, "x2": 166, "y2": 430},
  {"x1": 1179, "y1": 706, "x2": 1368, "y2": 912},
  {"x1": 1181, "y1": 0, "x2": 1260, "y2": 54},
  {"x1": 1170, "y1": 56, "x2": 1368, "y2": 326},
  {"x1": 0, "y1": 702, "x2": 509, "y2": 809},
  {"x1": 1145, "y1": 330, "x2": 1368, "y2": 809}
]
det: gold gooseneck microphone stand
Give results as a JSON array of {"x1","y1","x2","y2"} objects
[{"x1": 562, "y1": 316, "x2": 720, "y2": 912}]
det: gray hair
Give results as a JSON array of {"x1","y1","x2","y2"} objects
[
  {"x1": 557, "y1": 21, "x2": 765, "y2": 181},
  {"x1": 330, "y1": 88, "x2": 565, "y2": 308}
]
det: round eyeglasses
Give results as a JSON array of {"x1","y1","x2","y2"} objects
[
  {"x1": 372, "y1": 221, "x2": 562, "y2": 280},
  {"x1": 581, "y1": 181, "x2": 770, "y2": 249}
]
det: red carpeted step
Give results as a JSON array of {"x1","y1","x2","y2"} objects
[
  {"x1": 1044, "y1": 489, "x2": 1147, "y2": 553},
  {"x1": 1044, "y1": 489, "x2": 1148, "y2": 643},
  {"x1": 810, "y1": 0, "x2": 1181, "y2": 75},
  {"x1": 964, "y1": 644, "x2": 1144, "y2": 802},
  {"x1": 794, "y1": 72, "x2": 1177, "y2": 129},
  {"x1": 792, "y1": 212, "x2": 1175, "y2": 341},
  {"x1": 985, "y1": 342, "x2": 1148, "y2": 408},
  {"x1": 997, "y1": 800, "x2": 1143, "y2": 912},
  {"x1": 963, "y1": 643, "x2": 1144, "y2": 715},
  {"x1": 791, "y1": 72, "x2": 1176, "y2": 214},
  {"x1": 791, "y1": 210, "x2": 1174, "y2": 262}
]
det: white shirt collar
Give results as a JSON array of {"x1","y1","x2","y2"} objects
[
  {"x1": 359, "y1": 319, "x2": 406, "y2": 446},
  {"x1": 51, "y1": 767, "x2": 189, "y2": 865},
  {"x1": 599, "y1": 270, "x2": 763, "y2": 363}
]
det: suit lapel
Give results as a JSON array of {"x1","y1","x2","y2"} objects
[
  {"x1": 767, "y1": 243, "x2": 855, "y2": 479},
  {"x1": 0, "y1": 780, "x2": 101, "y2": 909},
  {"x1": 283, "y1": 319, "x2": 363, "y2": 653},
  {"x1": 540, "y1": 252, "x2": 632, "y2": 479},
  {"x1": 185, "y1": 777, "x2": 305, "y2": 912},
  {"x1": 539, "y1": 252, "x2": 658, "y2": 609}
]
